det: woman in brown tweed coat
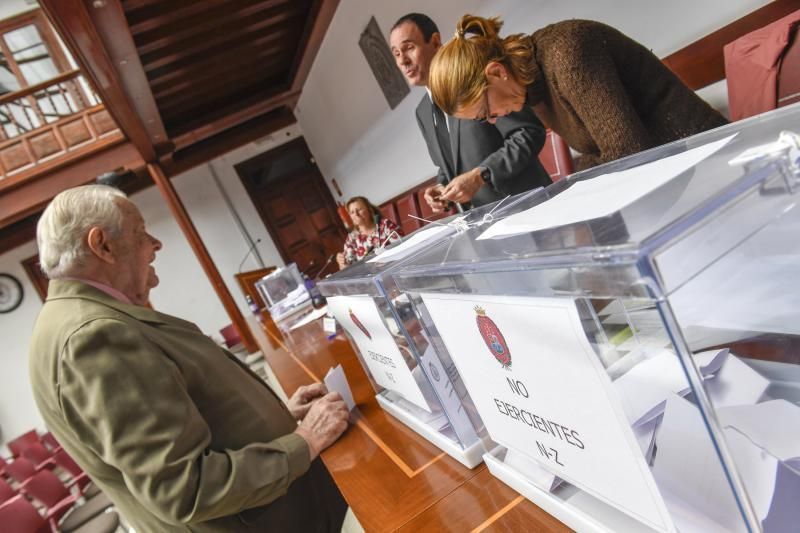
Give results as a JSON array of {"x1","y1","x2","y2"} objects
[{"x1": 429, "y1": 16, "x2": 728, "y2": 171}]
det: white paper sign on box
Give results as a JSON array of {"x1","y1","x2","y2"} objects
[
  {"x1": 420, "y1": 293, "x2": 674, "y2": 531},
  {"x1": 326, "y1": 295, "x2": 430, "y2": 411}
]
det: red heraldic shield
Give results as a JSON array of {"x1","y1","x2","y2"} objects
[
  {"x1": 475, "y1": 306, "x2": 511, "y2": 368},
  {"x1": 349, "y1": 308, "x2": 371, "y2": 340}
]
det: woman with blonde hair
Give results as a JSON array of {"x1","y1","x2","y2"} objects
[{"x1": 429, "y1": 16, "x2": 728, "y2": 171}]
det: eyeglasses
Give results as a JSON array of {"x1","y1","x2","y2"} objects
[{"x1": 473, "y1": 88, "x2": 499, "y2": 124}]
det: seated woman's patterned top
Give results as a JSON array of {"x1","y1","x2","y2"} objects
[{"x1": 342, "y1": 218, "x2": 403, "y2": 265}]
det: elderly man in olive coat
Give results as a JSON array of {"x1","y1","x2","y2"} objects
[{"x1": 29, "y1": 185, "x2": 350, "y2": 532}]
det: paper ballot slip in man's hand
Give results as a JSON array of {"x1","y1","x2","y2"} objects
[{"x1": 324, "y1": 364, "x2": 355, "y2": 411}]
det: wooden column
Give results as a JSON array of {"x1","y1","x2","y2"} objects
[{"x1": 147, "y1": 162, "x2": 258, "y2": 353}]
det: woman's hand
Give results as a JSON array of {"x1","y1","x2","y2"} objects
[{"x1": 336, "y1": 252, "x2": 347, "y2": 270}]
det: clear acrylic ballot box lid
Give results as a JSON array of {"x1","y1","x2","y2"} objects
[
  {"x1": 256, "y1": 263, "x2": 311, "y2": 322},
  {"x1": 317, "y1": 192, "x2": 538, "y2": 468},
  {"x1": 392, "y1": 104, "x2": 800, "y2": 532}
]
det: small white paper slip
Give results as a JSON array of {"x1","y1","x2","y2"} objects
[
  {"x1": 718, "y1": 400, "x2": 800, "y2": 462},
  {"x1": 289, "y1": 305, "x2": 329, "y2": 331},
  {"x1": 704, "y1": 354, "x2": 769, "y2": 408},
  {"x1": 478, "y1": 134, "x2": 738, "y2": 240},
  {"x1": 652, "y1": 394, "x2": 749, "y2": 532},
  {"x1": 324, "y1": 364, "x2": 355, "y2": 411},
  {"x1": 326, "y1": 295, "x2": 431, "y2": 412},
  {"x1": 322, "y1": 317, "x2": 337, "y2": 334},
  {"x1": 367, "y1": 224, "x2": 452, "y2": 263}
]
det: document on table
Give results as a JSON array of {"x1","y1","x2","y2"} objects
[
  {"x1": 478, "y1": 134, "x2": 737, "y2": 240},
  {"x1": 367, "y1": 224, "x2": 452, "y2": 263},
  {"x1": 289, "y1": 305, "x2": 329, "y2": 331},
  {"x1": 324, "y1": 364, "x2": 356, "y2": 411}
]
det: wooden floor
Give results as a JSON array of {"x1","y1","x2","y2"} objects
[{"x1": 249, "y1": 315, "x2": 569, "y2": 533}]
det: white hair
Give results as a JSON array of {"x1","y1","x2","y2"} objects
[{"x1": 37, "y1": 184, "x2": 128, "y2": 279}]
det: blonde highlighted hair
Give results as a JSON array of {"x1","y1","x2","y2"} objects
[{"x1": 429, "y1": 14, "x2": 535, "y2": 115}]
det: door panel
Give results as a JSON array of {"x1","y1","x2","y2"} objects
[{"x1": 235, "y1": 137, "x2": 346, "y2": 278}]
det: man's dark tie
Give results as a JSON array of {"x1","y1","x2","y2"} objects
[{"x1": 432, "y1": 103, "x2": 454, "y2": 174}]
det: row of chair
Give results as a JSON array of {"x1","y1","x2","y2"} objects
[{"x1": 0, "y1": 429, "x2": 120, "y2": 533}]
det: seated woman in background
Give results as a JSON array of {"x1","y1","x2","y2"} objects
[
  {"x1": 428, "y1": 15, "x2": 728, "y2": 171},
  {"x1": 336, "y1": 196, "x2": 403, "y2": 270}
]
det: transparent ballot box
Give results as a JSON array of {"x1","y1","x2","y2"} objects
[
  {"x1": 317, "y1": 193, "x2": 538, "y2": 468},
  {"x1": 391, "y1": 105, "x2": 800, "y2": 532},
  {"x1": 255, "y1": 263, "x2": 311, "y2": 322}
]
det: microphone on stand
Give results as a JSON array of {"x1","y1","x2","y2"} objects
[
  {"x1": 238, "y1": 238, "x2": 262, "y2": 273},
  {"x1": 312, "y1": 253, "x2": 336, "y2": 280}
]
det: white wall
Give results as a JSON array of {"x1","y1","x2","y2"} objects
[
  {"x1": 296, "y1": 0, "x2": 482, "y2": 204},
  {"x1": 0, "y1": 241, "x2": 45, "y2": 452},
  {"x1": 132, "y1": 123, "x2": 302, "y2": 334},
  {"x1": 297, "y1": 0, "x2": 771, "y2": 203}
]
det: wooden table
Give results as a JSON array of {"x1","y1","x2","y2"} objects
[{"x1": 249, "y1": 315, "x2": 568, "y2": 532}]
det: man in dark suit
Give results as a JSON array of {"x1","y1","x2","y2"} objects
[{"x1": 390, "y1": 13, "x2": 551, "y2": 211}]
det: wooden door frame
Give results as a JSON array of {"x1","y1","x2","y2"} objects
[{"x1": 233, "y1": 136, "x2": 345, "y2": 266}]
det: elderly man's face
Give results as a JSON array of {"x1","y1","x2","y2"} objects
[
  {"x1": 113, "y1": 200, "x2": 162, "y2": 306},
  {"x1": 390, "y1": 21, "x2": 440, "y2": 87}
]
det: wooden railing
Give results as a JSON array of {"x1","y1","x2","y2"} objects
[{"x1": 0, "y1": 70, "x2": 120, "y2": 181}]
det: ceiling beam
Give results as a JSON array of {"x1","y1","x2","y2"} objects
[
  {"x1": 289, "y1": 0, "x2": 340, "y2": 93},
  {"x1": 166, "y1": 106, "x2": 296, "y2": 176},
  {"x1": 170, "y1": 90, "x2": 300, "y2": 150},
  {"x1": 39, "y1": 0, "x2": 163, "y2": 162}
]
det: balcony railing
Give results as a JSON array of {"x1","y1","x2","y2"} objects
[{"x1": 0, "y1": 70, "x2": 120, "y2": 182}]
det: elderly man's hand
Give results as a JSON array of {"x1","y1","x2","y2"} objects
[
  {"x1": 423, "y1": 184, "x2": 448, "y2": 213},
  {"x1": 287, "y1": 382, "x2": 327, "y2": 420},
  {"x1": 294, "y1": 392, "x2": 349, "y2": 460},
  {"x1": 440, "y1": 168, "x2": 484, "y2": 204}
]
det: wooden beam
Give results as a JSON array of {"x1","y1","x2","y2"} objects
[
  {"x1": 147, "y1": 163, "x2": 258, "y2": 353},
  {"x1": 289, "y1": 0, "x2": 340, "y2": 93},
  {"x1": 170, "y1": 90, "x2": 299, "y2": 149},
  {"x1": 166, "y1": 106, "x2": 296, "y2": 176},
  {"x1": 662, "y1": 0, "x2": 800, "y2": 90},
  {"x1": 0, "y1": 140, "x2": 144, "y2": 229},
  {"x1": 39, "y1": 0, "x2": 159, "y2": 161},
  {"x1": 83, "y1": 0, "x2": 169, "y2": 148},
  {"x1": 0, "y1": 213, "x2": 38, "y2": 255}
]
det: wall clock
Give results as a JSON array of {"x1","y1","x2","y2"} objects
[{"x1": 0, "y1": 273, "x2": 23, "y2": 313}]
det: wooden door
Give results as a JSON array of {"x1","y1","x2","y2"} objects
[{"x1": 235, "y1": 138, "x2": 346, "y2": 279}]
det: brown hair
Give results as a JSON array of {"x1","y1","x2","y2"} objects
[
  {"x1": 345, "y1": 196, "x2": 380, "y2": 222},
  {"x1": 429, "y1": 14, "x2": 535, "y2": 115}
]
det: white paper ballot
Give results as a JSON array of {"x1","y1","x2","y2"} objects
[
  {"x1": 653, "y1": 394, "x2": 748, "y2": 532},
  {"x1": 614, "y1": 349, "x2": 691, "y2": 426},
  {"x1": 324, "y1": 364, "x2": 355, "y2": 411},
  {"x1": 613, "y1": 348, "x2": 730, "y2": 427},
  {"x1": 367, "y1": 224, "x2": 452, "y2": 263},
  {"x1": 326, "y1": 295, "x2": 430, "y2": 411},
  {"x1": 478, "y1": 134, "x2": 737, "y2": 240},
  {"x1": 704, "y1": 354, "x2": 769, "y2": 408},
  {"x1": 421, "y1": 292, "x2": 674, "y2": 532},
  {"x1": 718, "y1": 400, "x2": 800, "y2": 462},
  {"x1": 289, "y1": 305, "x2": 328, "y2": 331}
]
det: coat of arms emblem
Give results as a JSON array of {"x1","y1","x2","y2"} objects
[
  {"x1": 475, "y1": 306, "x2": 511, "y2": 368},
  {"x1": 349, "y1": 308, "x2": 371, "y2": 340}
]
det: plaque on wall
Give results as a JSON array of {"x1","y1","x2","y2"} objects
[{"x1": 359, "y1": 16, "x2": 410, "y2": 109}]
